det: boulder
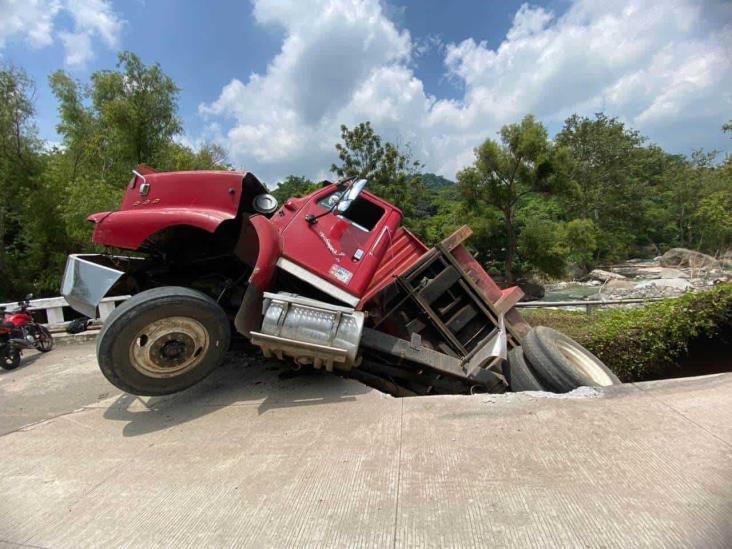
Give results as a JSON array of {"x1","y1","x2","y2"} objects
[
  {"x1": 588, "y1": 269, "x2": 626, "y2": 282},
  {"x1": 657, "y1": 267, "x2": 689, "y2": 279},
  {"x1": 722, "y1": 249, "x2": 732, "y2": 268},
  {"x1": 605, "y1": 279, "x2": 636, "y2": 290},
  {"x1": 660, "y1": 248, "x2": 721, "y2": 269},
  {"x1": 516, "y1": 279, "x2": 545, "y2": 301},
  {"x1": 611, "y1": 262, "x2": 663, "y2": 278},
  {"x1": 635, "y1": 278, "x2": 693, "y2": 292}
]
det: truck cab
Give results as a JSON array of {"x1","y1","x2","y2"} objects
[{"x1": 269, "y1": 183, "x2": 403, "y2": 306}]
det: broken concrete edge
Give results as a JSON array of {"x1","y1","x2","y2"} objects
[
  {"x1": 44, "y1": 332, "x2": 730, "y2": 407},
  {"x1": 52, "y1": 329, "x2": 100, "y2": 345},
  {"x1": 5, "y1": 370, "x2": 727, "y2": 449}
]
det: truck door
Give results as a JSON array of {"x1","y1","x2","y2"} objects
[{"x1": 279, "y1": 187, "x2": 402, "y2": 305}]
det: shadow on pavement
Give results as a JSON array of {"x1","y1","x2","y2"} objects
[
  {"x1": 0, "y1": 349, "x2": 46, "y2": 374},
  {"x1": 103, "y1": 351, "x2": 370, "y2": 437}
]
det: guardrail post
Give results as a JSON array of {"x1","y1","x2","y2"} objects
[
  {"x1": 46, "y1": 306, "x2": 65, "y2": 325},
  {"x1": 98, "y1": 301, "x2": 117, "y2": 321}
]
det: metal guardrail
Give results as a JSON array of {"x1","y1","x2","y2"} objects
[
  {"x1": 0, "y1": 295, "x2": 130, "y2": 331},
  {"x1": 516, "y1": 297, "x2": 668, "y2": 314},
  {"x1": 1, "y1": 294, "x2": 669, "y2": 331}
]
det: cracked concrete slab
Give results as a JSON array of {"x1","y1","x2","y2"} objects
[{"x1": 1, "y1": 343, "x2": 730, "y2": 547}]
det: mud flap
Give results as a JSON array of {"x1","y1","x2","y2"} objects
[
  {"x1": 465, "y1": 313, "x2": 508, "y2": 377},
  {"x1": 234, "y1": 284, "x2": 264, "y2": 337}
]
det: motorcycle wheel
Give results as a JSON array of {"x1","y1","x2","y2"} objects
[
  {"x1": 35, "y1": 326, "x2": 54, "y2": 352},
  {"x1": 2, "y1": 348, "x2": 21, "y2": 370}
]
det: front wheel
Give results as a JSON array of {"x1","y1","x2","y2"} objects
[{"x1": 97, "y1": 287, "x2": 231, "y2": 396}]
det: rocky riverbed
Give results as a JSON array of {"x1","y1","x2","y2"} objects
[{"x1": 544, "y1": 248, "x2": 731, "y2": 302}]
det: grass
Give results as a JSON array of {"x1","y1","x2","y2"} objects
[{"x1": 521, "y1": 283, "x2": 732, "y2": 381}]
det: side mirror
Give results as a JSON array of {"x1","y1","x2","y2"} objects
[{"x1": 336, "y1": 179, "x2": 367, "y2": 213}]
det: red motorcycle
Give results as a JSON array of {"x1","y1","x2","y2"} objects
[{"x1": 1, "y1": 295, "x2": 54, "y2": 370}]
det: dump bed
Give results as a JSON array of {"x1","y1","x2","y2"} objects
[{"x1": 353, "y1": 226, "x2": 531, "y2": 396}]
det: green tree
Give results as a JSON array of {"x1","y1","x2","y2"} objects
[
  {"x1": 50, "y1": 51, "x2": 182, "y2": 181},
  {"x1": 271, "y1": 175, "x2": 318, "y2": 203},
  {"x1": 331, "y1": 122, "x2": 423, "y2": 219},
  {"x1": 158, "y1": 141, "x2": 230, "y2": 172},
  {"x1": 0, "y1": 65, "x2": 43, "y2": 299},
  {"x1": 565, "y1": 218, "x2": 599, "y2": 272},
  {"x1": 90, "y1": 51, "x2": 181, "y2": 166},
  {"x1": 457, "y1": 115, "x2": 561, "y2": 282},
  {"x1": 518, "y1": 219, "x2": 567, "y2": 279},
  {"x1": 693, "y1": 191, "x2": 732, "y2": 254},
  {"x1": 555, "y1": 113, "x2": 658, "y2": 260}
]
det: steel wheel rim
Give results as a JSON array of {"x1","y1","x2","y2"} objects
[
  {"x1": 555, "y1": 340, "x2": 614, "y2": 386},
  {"x1": 128, "y1": 316, "x2": 209, "y2": 378}
]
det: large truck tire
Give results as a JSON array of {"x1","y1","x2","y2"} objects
[
  {"x1": 97, "y1": 286, "x2": 231, "y2": 396},
  {"x1": 504, "y1": 347, "x2": 545, "y2": 392},
  {"x1": 522, "y1": 326, "x2": 620, "y2": 392}
]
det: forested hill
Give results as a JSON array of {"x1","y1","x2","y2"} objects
[
  {"x1": 1, "y1": 52, "x2": 730, "y2": 300},
  {"x1": 421, "y1": 173, "x2": 455, "y2": 191}
]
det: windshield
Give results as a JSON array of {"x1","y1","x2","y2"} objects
[
  {"x1": 315, "y1": 189, "x2": 384, "y2": 231},
  {"x1": 317, "y1": 190, "x2": 345, "y2": 211}
]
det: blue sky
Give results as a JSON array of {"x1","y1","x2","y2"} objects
[{"x1": 2, "y1": 0, "x2": 731, "y2": 184}]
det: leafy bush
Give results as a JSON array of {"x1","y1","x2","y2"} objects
[{"x1": 522, "y1": 284, "x2": 732, "y2": 381}]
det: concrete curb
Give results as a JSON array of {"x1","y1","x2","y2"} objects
[{"x1": 51, "y1": 330, "x2": 100, "y2": 345}]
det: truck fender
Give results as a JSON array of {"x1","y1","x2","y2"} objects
[
  {"x1": 245, "y1": 215, "x2": 281, "y2": 291},
  {"x1": 233, "y1": 215, "x2": 281, "y2": 337},
  {"x1": 92, "y1": 208, "x2": 236, "y2": 251}
]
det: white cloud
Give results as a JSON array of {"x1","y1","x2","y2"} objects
[
  {"x1": 201, "y1": 0, "x2": 731, "y2": 185},
  {"x1": 65, "y1": 0, "x2": 121, "y2": 48},
  {"x1": 59, "y1": 30, "x2": 93, "y2": 68},
  {"x1": 0, "y1": 0, "x2": 122, "y2": 68},
  {"x1": 0, "y1": 0, "x2": 61, "y2": 49}
]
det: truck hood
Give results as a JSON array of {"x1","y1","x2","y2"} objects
[{"x1": 88, "y1": 171, "x2": 268, "y2": 251}]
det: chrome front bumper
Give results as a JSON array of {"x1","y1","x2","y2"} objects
[{"x1": 60, "y1": 254, "x2": 133, "y2": 318}]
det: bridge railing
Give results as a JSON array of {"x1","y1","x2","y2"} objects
[
  {"x1": 0, "y1": 295, "x2": 131, "y2": 332},
  {"x1": 2, "y1": 294, "x2": 670, "y2": 332},
  {"x1": 515, "y1": 297, "x2": 667, "y2": 315}
]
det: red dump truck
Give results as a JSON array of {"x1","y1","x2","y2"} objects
[{"x1": 61, "y1": 168, "x2": 618, "y2": 396}]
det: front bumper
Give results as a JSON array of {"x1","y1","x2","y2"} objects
[{"x1": 60, "y1": 254, "x2": 135, "y2": 318}]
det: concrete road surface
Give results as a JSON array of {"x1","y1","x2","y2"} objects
[
  {"x1": 1, "y1": 342, "x2": 730, "y2": 548},
  {"x1": 0, "y1": 343, "x2": 115, "y2": 436}
]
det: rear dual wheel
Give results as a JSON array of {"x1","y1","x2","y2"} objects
[
  {"x1": 505, "y1": 327, "x2": 620, "y2": 393},
  {"x1": 504, "y1": 347, "x2": 543, "y2": 392},
  {"x1": 97, "y1": 287, "x2": 231, "y2": 396}
]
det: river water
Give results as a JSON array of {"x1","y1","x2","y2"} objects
[{"x1": 542, "y1": 284, "x2": 601, "y2": 302}]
